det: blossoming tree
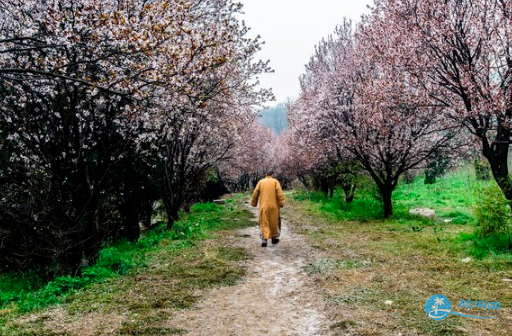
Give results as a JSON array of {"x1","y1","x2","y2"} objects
[
  {"x1": 380, "y1": 0, "x2": 512, "y2": 210},
  {"x1": 290, "y1": 18, "x2": 458, "y2": 217},
  {"x1": 0, "y1": 0, "x2": 269, "y2": 272}
]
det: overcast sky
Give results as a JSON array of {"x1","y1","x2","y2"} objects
[{"x1": 238, "y1": 0, "x2": 373, "y2": 106}]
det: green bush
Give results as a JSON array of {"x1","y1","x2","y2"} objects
[
  {"x1": 0, "y1": 198, "x2": 248, "y2": 315},
  {"x1": 96, "y1": 246, "x2": 140, "y2": 275},
  {"x1": 191, "y1": 202, "x2": 222, "y2": 213},
  {"x1": 136, "y1": 224, "x2": 169, "y2": 248},
  {"x1": 474, "y1": 185, "x2": 512, "y2": 237},
  {"x1": 458, "y1": 232, "x2": 512, "y2": 258},
  {"x1": 170, "y1": 217, "x2": 203, "y2": 240},
  {"x1": 474, "y1": 159, "x2": 491, "y2": 180},
  {"x1": 293, "y1": 190, "x2": 309, "y2": 201}
]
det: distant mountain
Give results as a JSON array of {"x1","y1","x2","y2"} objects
[{"x1": 258, "y1": 103, "x2": 288, "y2": 135}]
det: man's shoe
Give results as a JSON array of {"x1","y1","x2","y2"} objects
[
  {"x1": 271, "y1": 238, "x2": 280, "y2": 245},
  {"x1": 261, "y1": 239, "x2": 268, "y2": 247}
]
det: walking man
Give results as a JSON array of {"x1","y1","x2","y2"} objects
[{"x1": 250, "y1": 171, "x2": 286, "y2": 247}]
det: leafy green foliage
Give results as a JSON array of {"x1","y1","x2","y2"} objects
[
  {"x1": 296, "y1": 166, "x2": 512, "y2": 258},
  {"x1": 458, "y1": 232, "x2": 512, "y2": 259},
  {"x1": 474, "y1": 184, "x2": 512, "y2": 237},
  {"x1": 424, "y1": 150, "x2": 450, "y2": 184},
  {"x1": 474, "y1": 158, "x2": 491, "y2": 181},
  {"x1": 294, "y1": 187, "x2": 383, "y2": 222},
  {"x1": 0, "y1": 198, "x2": 251, "y2": 316}
]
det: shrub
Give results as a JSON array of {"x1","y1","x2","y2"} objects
[
  {"x1": 458, "y1": 232, "x2": 512, "y2": 259},
  {"x1": 170, "y1": 217, "x2": 203, "y2": 240},
  {"x1": 474, "y1": 159, "x2": 491, "y2": 181},
  {"x1": 474, "y1": 185, "x2": 512, "y2": 237},
  {"x1": 424, "y1": 150, "x2": 450, "y2": 184}
]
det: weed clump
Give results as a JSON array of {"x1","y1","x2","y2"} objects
[{"x1": 474, "y1": 185, "x2": 512, "y2": 237}]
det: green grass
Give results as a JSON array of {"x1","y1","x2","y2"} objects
[
  {"x1": 294, "y1": 167, "x2": 512, "y2": 259},
  {"x1": 0, "y1": 233, "x2": 155, "y2": 314},
  {"x1": 0, "y1": 194, "x2": 253, "y2": 335},
  {"x1": 286, "y1": 169, "x2": 512, "y2": 335},
  {"x1": 294, "y1": 185, "x2": 383, "y2": 222},
  {"x1": 394, "y1": 166, "x2": 493, "y2": 221},
  {"x1": 296, "y1": 167, "x2": 494, "y2": 223}
]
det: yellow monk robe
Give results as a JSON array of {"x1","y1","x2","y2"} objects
[{"x1": 250, "y1": 176, "x2": 286, "y2": 239}]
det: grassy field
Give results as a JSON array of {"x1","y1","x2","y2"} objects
[
  {"x1": 0, "y1": 195, "x2": 254, "y2": 336},
  {"x1": 286, "y1": 167, "x2": 512, "y2": 335},
  {"x1": 299, "y1": 166, "x2": 489, "y2": 223},
  {"x1": 394, "y1": 166, "x2": 489, "y2": 222},
  {"x1": 2, "y1": 167, "x2": 512, "y2": 336}
]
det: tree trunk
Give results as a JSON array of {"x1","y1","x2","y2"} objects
[
  {"x1": 164, "y1": 198, "x2": 180, "y2": 229},
  {"x1": 167, "y1": 208, "x2": 179, "y2": 229},
  {"x1": 490, "y1": 168, "x2": 512, "y2": 210},
  {"x1": 83, "y1": 206, "x2": 101, "y2": 268},
  {"x1": 124, "y1": 203, "x2": 141, "y2": 242},
  {"x1": 64, "y1": 229, "x2": 85, "y2": 277},
  {"x1": 297, "y1": 173, "x2": 311, "y2": 189},
  {"x1": 140, "y1": 199, "x2": 154, "y2": 229},
  {"x1": 481, "y1": 131, "x2": 512, "y2": 211},
  {"x1": 379, "y1": 187, "x2": 393, "y2": 218},
  {"x1": 342, "y1": 183, "x2": 356, "y2": 203},
  {"x1": 319, "y1": 179, "x2": 329, "y2": 195},
  {"x1": 328, "y1": 186, "x2": 334, "y2": 199}
]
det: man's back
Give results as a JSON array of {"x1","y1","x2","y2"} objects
[
  {"x1": 258, "y1": 177, "x2": 278, "y2": 208},
  {"x1": 251, "y1": 176, "x2": 285, "y2": 209},
  {"x1": 250, "y1": 174, "x2": 286, "y2": 246}
]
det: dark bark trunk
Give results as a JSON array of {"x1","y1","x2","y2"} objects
[
  {"x1": 124, "y1": 203, "x2": 141, "y2": 242},
  {"x1": 140, "y1": 199, "x2": 153, "y2": 229},
  {"x1": 167, "y1": 208, "x2": 179, "y2": 229},
  {"x1": 328, "y1": 186, "x2": 334, "y2": 199},
  {"x1": 164, "y1": 198, "x2": 180, "y2": 229},
  {"x1": 382, "y1": 191, "x2": 393, "y2": 218},
  {"x1": 65, "y1": 229, "x2": 84, "y2": 277},
  {"x1": 342, "y1": 183, "x2": 356, "y2": 203},
  {"x1": 83, "y1": 206, "x2": 101, "y2": 268},
  {"x1": 481, "y1": 130, "x2": 512, "y2": 211},
  {"x1": 490, "y1": 167, "x2": 512, "y2": 209},
  {"x1": 319, "y1": 180, "x2": 329, "y2": 195},
  {"x1": 360, "y1": 161, "x2": 396, "y2": 218},
  {"x1": 297, "y1": 173, "x2": 311, "y2": 189},
  {"x1": 378, "y1": 186, "x2": 393, "y2": 218}
]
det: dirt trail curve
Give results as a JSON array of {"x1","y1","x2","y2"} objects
[{"x1": 170, "y1": 203, "x2": 332, "y2": 336}]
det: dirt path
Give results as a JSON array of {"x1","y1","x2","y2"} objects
[{"x1": 169, "y1": 204, "x2": 332, "y2": 336}]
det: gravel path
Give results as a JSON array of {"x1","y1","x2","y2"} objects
[{"x1": 169, "y1": 204, "x2": 331, "y2": 336}]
